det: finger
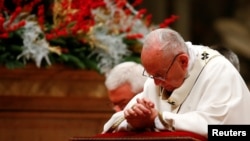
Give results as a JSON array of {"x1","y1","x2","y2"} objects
[
  {"x1": 124, "y1": 109, "x2": 128, "y2": 117},
  {"x1": 137, "y1": 98, "x2": 149, "y2": 108},
  {"x1": 141, "y1": 98, "x2": 155, "y2": 108},
  {"x1": 130, "y1": 107, "x2": 138, "y2": 117},
  {"x1": 133, "y1": 104, "x2": 152, "y2": 116},
  {"x1": 132, "y1": 105, "x2": 144, "y2": 115},
  {"x1": 124, "y1": 108, "x2": 137, "y2": 118},
  {"x1": 136, "y1": 98, "x2": 145, "y2": 108}
]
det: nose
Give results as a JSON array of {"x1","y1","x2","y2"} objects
[{"x1": 154, "y1": 79, "x2": 165, "y2": 86}]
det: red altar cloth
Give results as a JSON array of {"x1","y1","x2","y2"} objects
[{"x1": 70, "y1": 131, "x2": 207, "y2": 141}]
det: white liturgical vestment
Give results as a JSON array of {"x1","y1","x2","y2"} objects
[{"x1": 102, "y1": 42, "x2": 250, "y2": 138}]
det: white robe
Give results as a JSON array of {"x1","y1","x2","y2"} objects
[{"x1": 102, "y1": 42, "x2": 250, "y2": 138}]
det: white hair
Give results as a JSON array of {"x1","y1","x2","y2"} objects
[
  {"x1": 105, "y1": 62, "x2": 147, "y2": 93},
  {"x1": 143, "y1": 28, "x2": 188, "y2": 56}
]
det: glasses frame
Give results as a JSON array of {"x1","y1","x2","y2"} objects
[{"x1": 142, "y1": 53, "x2": 183, "y2": 82}]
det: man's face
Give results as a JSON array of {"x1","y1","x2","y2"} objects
[
  {"x1": 141, "y1": 48, "x2": 189, "y2": 92},
  {"x1": 108, "y1": 83, "x2": 135, "y2": 112}
]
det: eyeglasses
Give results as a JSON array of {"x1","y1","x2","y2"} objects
[{"x1": 142, "y1": 53, "x2": 183, "y2": 82}]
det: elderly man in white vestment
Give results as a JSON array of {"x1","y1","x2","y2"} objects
[{"x1": 102, "y1": 28, "x2": 250, "y2": 138}]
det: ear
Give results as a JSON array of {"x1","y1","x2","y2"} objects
[{"x1": 178, "y1": 54, "x2": 189, "y2": 69}]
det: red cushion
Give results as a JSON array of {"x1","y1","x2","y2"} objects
[{"x1": 71, "y1": 131, "x2": 207, "y2": 141}]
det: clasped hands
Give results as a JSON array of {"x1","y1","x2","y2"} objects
[{"x1": 124, "y1": 97, "x2": 158, "y2": 129}]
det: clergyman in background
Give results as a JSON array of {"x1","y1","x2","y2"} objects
[
  {"x1": 104, "y1": 61, "x2": 147, "y2": 112},
  {"x1": 210, "y1": 44, "x2": 240, "y2": 71}
]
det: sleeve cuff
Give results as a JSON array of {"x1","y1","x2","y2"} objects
[{"x1": 154, "y1": 112, "x2": 175, "y2": 131}]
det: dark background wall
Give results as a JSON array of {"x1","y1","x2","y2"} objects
[{"x1": 140, "y1": 0, "x2": 235, "y2": 44}]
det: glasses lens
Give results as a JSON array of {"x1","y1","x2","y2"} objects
[{"x1": 143, "y1": 69, "x2": 165, "y2": 81}]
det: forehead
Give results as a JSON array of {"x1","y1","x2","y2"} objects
[
  {"x1": 142, "y1": 43, "x2": 162, "y2": 60},
  {"x1": 109, "y1": 83, "x2": 133, "y2": 98},
  {"x1": 141, "y1": 49, "x2": 169, "y2": 74}
]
